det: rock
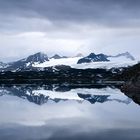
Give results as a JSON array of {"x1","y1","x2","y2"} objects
[
  {"x1": 121, "y1": 70, "x2": 140, "y2": 94},
  {"x1": 77, "y1": 53, "x2": 109, "y2": 64}
]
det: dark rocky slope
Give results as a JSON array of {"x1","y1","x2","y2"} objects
[
  {"x1": 77, "y1": 53, "x2": 109, "y2": 64},
  {"x1": 119, "y1": 63, "x2": 140, "y2": 104}
]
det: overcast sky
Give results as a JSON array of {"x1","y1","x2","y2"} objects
[{"x1": 0, "y1": 0, "x2": 140, "y2": 62}]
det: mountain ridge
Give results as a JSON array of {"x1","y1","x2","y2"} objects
[
  {"x1": 0, "y1": 51, "x2": 137, "y2": 71},
  {"x1": 77, "y1": 53, "x2": 109, "y2": 64}
]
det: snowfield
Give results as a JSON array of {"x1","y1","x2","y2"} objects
[
  {"x1": 33, "y1": 57, "x2": 81, "y2": 68},
  {"x1": 33, "y1": 56, "x2": 138, "y2": 69},
  {"x1": 31, "y1": 87, "x2": 128, "y2": 101}
]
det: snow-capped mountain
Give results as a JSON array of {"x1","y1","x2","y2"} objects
[
  {"x1": 6, "y1": 52, "x2": 49, "y2": 71},
  {"x1": 77, "y1": 53, "x2": 109, "y2": 64},
  {"x1": 108, "y1": 52, "x2": 135, "y2": 61},
  {"x1": 33, "y1": 56, "x2": 81, "y2": 68},
  {"x1": 50, "y1": 54, "x2": 62, "y2": 59},
  {"x1": 77, "y1": 52, "x2": 135, "y2": 64},
  {"x1": 0, "y1": 51, "x2": 138, "y2": 71},
  {"x1": 33, "y1": 52, "x2": 137, "y2": 70},
  {"x1": 50, "y1": 54, "x2": 67, "y2": 59},
  {"x1": 74, "y1": 53, "x2": 84, "y2": 58},
  {"x1": 25, "y1": 52, "x2": 49, "y2": 63}
]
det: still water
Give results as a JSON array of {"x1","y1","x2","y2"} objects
[{"x1": 0, "y1": 85, "x2": 140, "y2": 140}]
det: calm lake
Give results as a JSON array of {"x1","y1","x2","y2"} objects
[{"x1": 0, "y1": 85, "x2": 140, "y2": 140}]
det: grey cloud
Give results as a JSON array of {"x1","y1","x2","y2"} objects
[
  {"x1": 0, "y1": 0, "x2": 140, "y2": 61},
  {"x1": 0, "y1": 0, "x2": 140, "y2": 28}
]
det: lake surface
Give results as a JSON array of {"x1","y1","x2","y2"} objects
[{"x1": 0, "y1": 85, "x2": 140, "y2": 140}]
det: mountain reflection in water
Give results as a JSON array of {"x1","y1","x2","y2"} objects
[
  {"x1": 0, "y1": 85, "x2": 140, "y2": 140},
  {"x1": 0, "y1": 85, "x2": 132, "y2": 105}
]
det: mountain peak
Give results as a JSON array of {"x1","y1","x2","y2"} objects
[
  {"x1": 88, "y1": 53, "x2": 96, "y2": 57},
  {"x1": 50, "y1": 54, "x2": 62, "y2": 59},
  {"x1": 30, "y1": 52, "x2": 47, "y2": 58},
  {"x1": 77, "y1": 53, "x2": 109, "y2": 64},
  {"x1": 75, "y1": 53, "x2": 84, "y2": 57},
  {"x1": 113, "y1": 52, "x2": 135, "y2": 61},
  {"x1": 5, "y1": 52, "x2": 49, "y2": 71},
  {"x1": 26, "y1": 52, "x2": 49, "y2": 63}
]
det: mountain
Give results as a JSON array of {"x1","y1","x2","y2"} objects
[
  {"x1": 74, "y1": 53, "x2": 84, "y2": 57},
  {"x1": 77, "y1": 53, "x2": 109, "y2": 64},
  {"x1": 0, "y1": 62, "x2": 8, "y2": 68},
  {"x1": 50, "y1": 54, "x2": 62, "y2": 59},
  {"x1": 50, "y1": 54, "x2": 68, "y2": 59},
  {"x1": 108, "y1": 52, "x2": 135, "y2": 61},
  {"x1": 77, "y1": 52, "x2": 135, "y2": 64},
  {"x1": 77, "y1": 93, "x2": 110, "y2": 104},
  {"x1": 0, "y1": 85, "x2": 131, "y2": 105},
  {"x1": 0, "y1": 51, "x2": 137, "y2": 71},
  {"x1": 6, "y1": 52, "x2": 49, "y2": 71},
  {"x1": 26, "y1": 52, "x2": 49, "y2": 63}
]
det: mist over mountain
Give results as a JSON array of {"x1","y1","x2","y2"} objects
[{"x1": 108, "y1": 52, "x2": 135, "y2": 61}]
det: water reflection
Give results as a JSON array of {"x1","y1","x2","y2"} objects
[
  {"x1": 0, "y1": 85, "x2": 132, "y2": 105},
  {"x1": 0, "y1": 85, "x2": 140, "y2": 140}
]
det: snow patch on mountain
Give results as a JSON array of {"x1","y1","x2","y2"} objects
[
  {"x1": 72, "y1": 60, "x2": 138, "y2": 69},
  {"x1": 109, "y1": 52, "x2": 135, "y2": 61},
  {"x1": 0, "y1": 51, "x2": 138, "y2": 71},
  {"x1": 33, "y1": 57, "x2": 82, "y2": 68},
  {"x1": 31, "y1": 87, "x2": 126, "y2": 101},
  {"x1": 32, "y1": 90, "x2": 83, "y2": 100},
  {"x1": 33, "y1": 56, "x2": 138, "y2": 69}
]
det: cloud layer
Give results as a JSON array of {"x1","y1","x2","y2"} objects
[{"x1": 0, "y1": 0, "x2": 140, "y2": 61}]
